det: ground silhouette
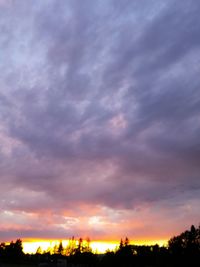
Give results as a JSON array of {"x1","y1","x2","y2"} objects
[{"x1": 0, "y1": 224, "x2": 199, "y2": 267}]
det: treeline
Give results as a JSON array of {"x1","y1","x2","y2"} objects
[
  {"x1": 0, "y1": 224, "x2": 199, "y2": 267},
  {"x1": 0, "y1": 239, "x2": 23, "y2": 262}
]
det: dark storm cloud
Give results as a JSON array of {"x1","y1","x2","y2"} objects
[{"x1": 0, "y1": 0, "x2": 200, "y2": 240}]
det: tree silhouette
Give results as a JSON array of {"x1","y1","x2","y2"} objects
[
  {"x1": 66, "y1": 236, "x2": 76, "y2": 256},
  {"x1": 119, "y1": 238, "x2": 124, "y2": 250},
  {"x1": 57, "y1": 241, "x2": 64, "y2": 255},
  {"x1": 85, "y1": 237, "x2": 92, "y2": 253},
  {"x1": 36, "y1": 246, "x2": 42, "y2": 254},
  {"x1": 124, "y1": 237, "x2": 129, "y2": 246},
  {"x1": 168, "y1": 224, "x2": 200, "y2": 266},
  {"x1": 115, "y1": 237, "x2": 133, "y2": 266},
  {"x1": 2, "y1": 239, "x2": 24, "y2": 262}
]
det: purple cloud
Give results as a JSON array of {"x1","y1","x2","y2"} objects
[{"x1": 0, "y1": 0, "x2": 200, "y2": 242}]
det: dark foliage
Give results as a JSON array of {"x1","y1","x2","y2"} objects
[
  {"x1": 0, "y1": 239, "x2": 24, "y2": 263},
  {"x1": 0, "y1": 224, "x2": 199, "y2": 267},
  {"x1": 168, "y1": 224, "x2": 200, "y2": 267}
]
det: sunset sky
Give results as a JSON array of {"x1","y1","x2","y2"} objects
[{"x1": 0, "y1": 0, "x2": 200, "y2": 250}]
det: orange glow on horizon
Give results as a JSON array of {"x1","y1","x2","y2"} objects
[{"x1": 22, "y1": 239, "x2": 168, "y2": 254}]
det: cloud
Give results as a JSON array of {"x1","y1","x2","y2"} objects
[{"x1": 0, "y1": 0, "x2": 200, "y2": 241}]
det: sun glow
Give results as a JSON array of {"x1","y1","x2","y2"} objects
[
  {"x1": 22, "y1": 239, "x2": 167, "y2": 254},
  {"x1": 22, "y1": 240, "x2": 118, "y2": 254}
]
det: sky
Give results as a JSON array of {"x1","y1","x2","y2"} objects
[{"x1": 0, "y1": 0, "x2": 200, "y2": 246}]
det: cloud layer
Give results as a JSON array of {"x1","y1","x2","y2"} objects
[{"x1": 0, "y1": 0, "x2": 200, "y2": 242}]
